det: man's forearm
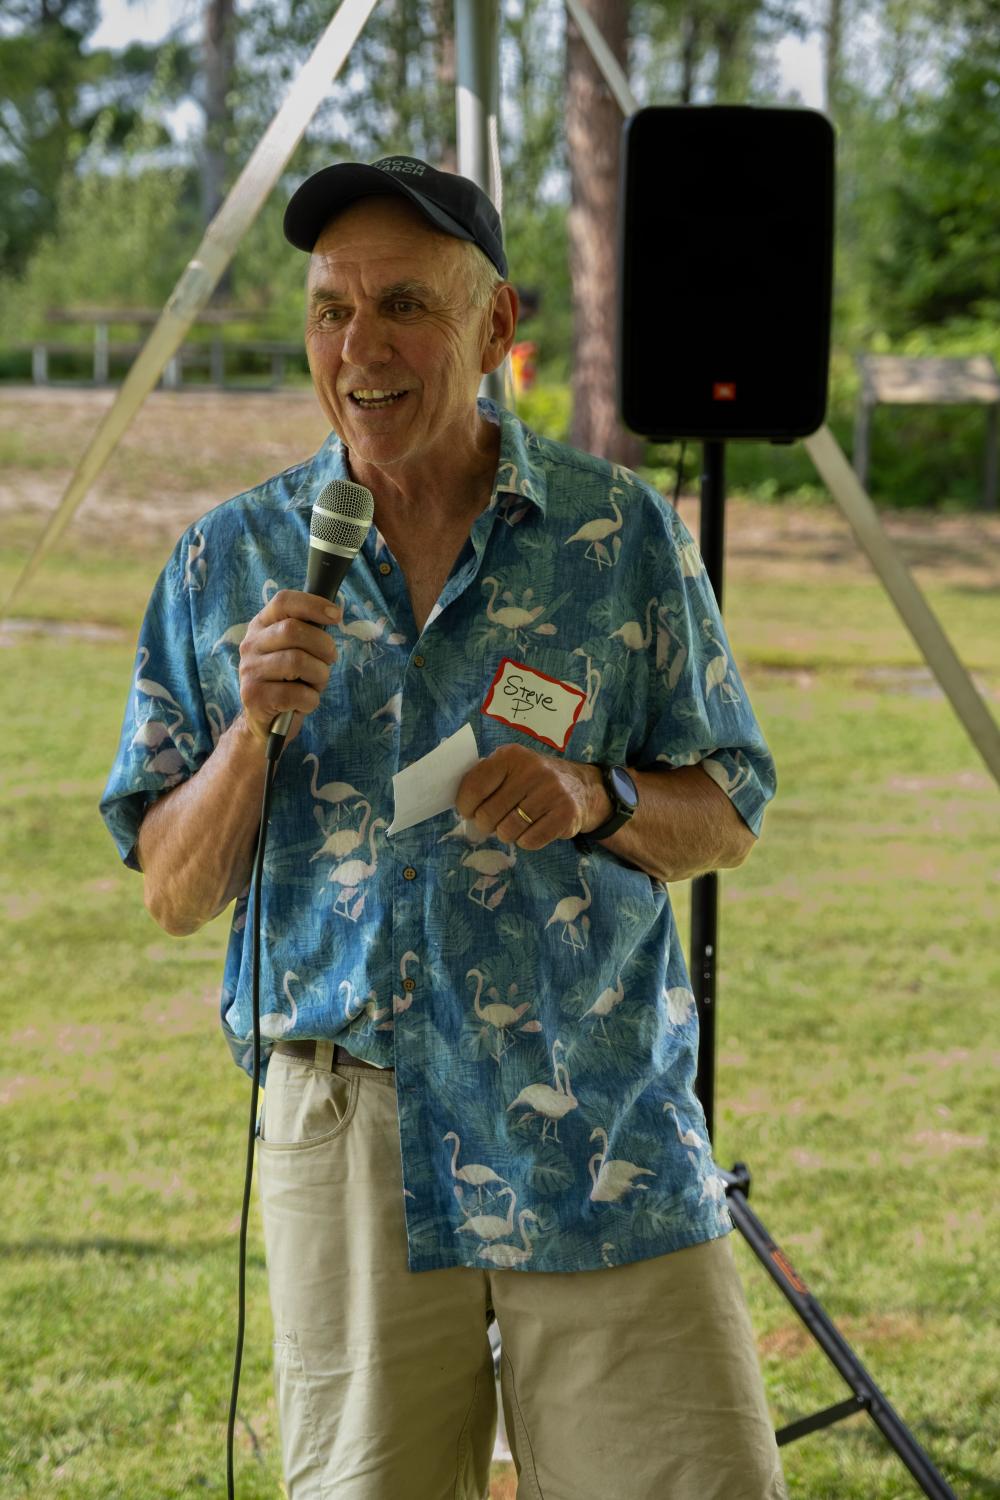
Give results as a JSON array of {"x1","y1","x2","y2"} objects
[
  {"x1": 589, "y1": 763, "x2": 757, "y2": 884},
  {"x1": 136, "y1": 714, "x2": 270, "y2": 936}
]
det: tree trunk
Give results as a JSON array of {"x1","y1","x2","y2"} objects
[
  {"x1": 431, "y1": 0, "x2": 457, "y2": 171},
  {"x1": 679, "y1": 5, "x2": 700, "y2": 104},
  {"x1": 823, "y1": 0, "x2": 843, "y2": 121},
  {"x1": 712, "y1": 1, "x2": 756, "y2": 103},
  {"x1": 202, "y1": 0, "x2": 236, "y2": 299},
  {"x1": 566, "y1": 0, "x2": 643, "y2": 466}
]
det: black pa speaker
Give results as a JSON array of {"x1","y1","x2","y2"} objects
[{"x1": 618, "y1": 105, "x2": 835, "y2": 444}]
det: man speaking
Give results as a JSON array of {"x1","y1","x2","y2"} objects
[{"x1": 101, "y1": 156, "x2": 785, "y2": 1500}]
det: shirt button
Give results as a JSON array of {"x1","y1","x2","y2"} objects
[
  {"x1": 403, "y1": 866, "x2": 417, "y2": 880},
  {"x1": 379, "y1": 562, "x2": 392, "y2": 576},
  {"x1": 413, "y1": 654, "x2": 426, "y2": 668},
  {"x1": 402, "y1": 977, "x2": 416, "y2": 992}
]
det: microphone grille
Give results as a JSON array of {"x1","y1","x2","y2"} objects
[{"x1": 310, "y1": 479, "x2": 375, "y2": 551}]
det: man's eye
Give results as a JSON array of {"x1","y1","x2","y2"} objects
[
  {"x1": 391, "y1": 300, "x2": 420, "y2": 314},
  {"x1": 318, "y1": 307, "x2": 346, "y2": 323}
]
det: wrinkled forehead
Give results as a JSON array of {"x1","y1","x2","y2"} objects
[{"x1": 308, "y1": 194, "x2": 465, "y2": 282}]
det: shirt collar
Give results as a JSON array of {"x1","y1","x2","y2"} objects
[
  {"x1": 288, "y1": 398, "x2": 549, "y2": 519},
  {"x1": 287, "y1": 429, "x2": 350, "y2": 512},
  {"x1": 484, "y1": 397, "x2": 548, "y2": 518}
]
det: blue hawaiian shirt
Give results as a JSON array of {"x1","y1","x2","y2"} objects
[{"x1": 100, "y1": 398, "x2": 776, "y2": 1274}]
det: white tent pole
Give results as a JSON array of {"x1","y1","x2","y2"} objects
[
  {"x1": 564, "y1": 0, "x2": 635, "y2": 114},
  {"x1": 803, "y1": 428, "x2": 1000, "y2": 781},
  {"x1": 562, "y1": 0, "x2": 1000, "y2": 788},
  {"x1": 454, "y1": 0, "x2": 510, "y2": 408},
  {"x1": 2, "y1": 0, "x2": 382, "y2": 619}
]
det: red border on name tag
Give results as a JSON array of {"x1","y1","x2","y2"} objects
[{"x1": 481, "y1": 656, "x2": 587, "y2": 752}]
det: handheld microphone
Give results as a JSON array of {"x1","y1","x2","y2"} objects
[{"x1": 267, "y1": 478, "x2": 375, "y2": 760}]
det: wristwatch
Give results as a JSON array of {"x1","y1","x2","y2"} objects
[{"x1": 578, "y1": 765, "x2": 638, "y2": 846}]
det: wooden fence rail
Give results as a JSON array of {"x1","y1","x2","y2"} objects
[{"x1": 22, "y1": 307, "x2": 304, "y2": 390}]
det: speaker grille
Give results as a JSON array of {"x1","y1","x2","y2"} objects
[{"x1": 310, "y1": 479, "x2": 375, "y2": 551}]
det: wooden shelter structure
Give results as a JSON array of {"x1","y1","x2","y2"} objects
[{"x1": 854, "y1": 353, "x2": 1000, "y2": 510}]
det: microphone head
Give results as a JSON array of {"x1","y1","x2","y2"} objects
[{"x1": 310, "y1": 479, "x2": 375, "y2": 556}]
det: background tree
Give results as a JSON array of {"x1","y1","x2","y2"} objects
[
  {"x1": 201, "y1": 0, "x2": 237, "y2": 301},
  {"x1": 2, "y1": 0, "x2": 999, "y2": 506},
  {"x1": 565, "y1": 0, "x2": 642, "y2": 464},
  {"x1": 202, "y1": 0, "x2": 237, "y2": 226},
  {"x1": 0, "y1": 0, "x2": 190, "y2": 278},
  {"x1": 499, "y1": 0, "x2": 569, "y2": 372},
  {"x1": 7, "y1": 50, "x2": 191, "y2": 342},
  {"x1": 870, "y1": 53, "x2": 1000, "y2": 335}
]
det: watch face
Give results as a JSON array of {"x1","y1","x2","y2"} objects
[{"x1": 608, "y1": 766, "x2": 638, "y2": 810}]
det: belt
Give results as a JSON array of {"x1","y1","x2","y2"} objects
[{"x1": 272, "y1": 1039, "x2": 393, "y2": 1073}]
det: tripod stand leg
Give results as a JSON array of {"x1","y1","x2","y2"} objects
[{"x1": 723, "y1": 1168, "x2": 957, "y2": 1500}]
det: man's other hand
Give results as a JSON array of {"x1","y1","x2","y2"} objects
[{"x1": 455, "y1": 744, "x2": 611, "y2": 849}]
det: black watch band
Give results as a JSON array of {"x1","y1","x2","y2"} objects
[{"x1": 578, "y1": 765, "x2": 638, "y2": 846}]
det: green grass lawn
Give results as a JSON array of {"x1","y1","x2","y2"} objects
[{"x1": 1, "y1": 527, "x2": 998, "y2": 1497}]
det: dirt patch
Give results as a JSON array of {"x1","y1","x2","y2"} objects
[
  {"x1": 691, "y1": 491, "x2": 1000, "y2": 592},
  {"x1": 88, "y1": 1167, "x2": 195, "y2": 1204},
  {"x1": 4, "y1": 385, "x2": 1000, "y2": 589},
  {"x1": 1, "y1": 385, "x2": 330, "y2": 554},
  {"x1": 0, "y1": 617, "x2": 128, "y2": 646},
  {"x1": 138, "y1": 987, "x2": 219, "y2": 1032},
  {"x1": 0, "y1": 1074, "x2": 47, "y2": 1107},
  {"x1": 886, "y1": 770, "x2": 994, "y2": 794},
  {"x1": 759, "y1": 1312, "x2": 925, "y2": 1361},
  {"x1": 905, "y1": 1129, "x2": 988, "y2": 1154},
  {"x1": 2, "y1": 890, "x2": 44, "y2": 921}
]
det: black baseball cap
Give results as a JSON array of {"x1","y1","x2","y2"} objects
[{"x1": 283, "y1": 155, "x2": 508, "y2": 278}]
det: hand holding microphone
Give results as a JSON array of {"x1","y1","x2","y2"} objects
[{"x1": 237, "y1": 480, "x2": 375, "y2": 757}]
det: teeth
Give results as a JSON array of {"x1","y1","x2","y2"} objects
[{"x1": 352, "y1": 389, "x2": 403, "y2": 400}]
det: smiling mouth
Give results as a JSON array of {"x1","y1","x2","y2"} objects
[{"x1": 349, "y1": 389, "x2": 409, "y2": 409}]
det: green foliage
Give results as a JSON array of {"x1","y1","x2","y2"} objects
[
  {"x1": 514, "y1": 379, "x2": 572, "y2": 442},
  {"x1": 235, "y1": 0, "x2": 457, "y2": 170},
  {"x1": 869, "y1": 57, "x2": 1000, "y2": 337},
  {"x1": 3, "y1": 0, "x2": 1000, "y2": 511},
  {"x1": 2, "y1": 52, "x2": 193, "y2": 342},
  {"x1": 0, "y1": 0, "x2": 192, "y2": 278},
  {"x1": 228, "y1": 184, "x2": 311, "y2": 338}
]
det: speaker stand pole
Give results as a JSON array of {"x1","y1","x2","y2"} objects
[{"x1": 690, "y1": 439, "x2": 957, "y2": 1500}]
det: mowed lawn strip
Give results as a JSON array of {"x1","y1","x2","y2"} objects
[{"x1": 1, "y1": 544, "x2": 997, "y2": 1497}]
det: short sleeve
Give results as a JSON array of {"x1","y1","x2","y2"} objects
[
  {"x1": 634, "y1": 497, "x2": 776, "y2": 837},
  {"x1": 99, "y1": 531, "x2": 216, "y2": 870}
]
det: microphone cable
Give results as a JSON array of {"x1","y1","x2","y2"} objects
[
  {"x1": 223, "y1": 477, "x2": 373, "y2": 1494},
  {"x1": 226, "y1": 739, "x2": 281, "y2": 1500}
]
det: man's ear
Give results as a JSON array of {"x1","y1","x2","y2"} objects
[{"x1": 481, "y1": 284, "x2": 520, "y2": 375}]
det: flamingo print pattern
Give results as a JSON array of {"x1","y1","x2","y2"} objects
[
  {"x1": 466, "y1": 968, "x2": 535, "y2": 1063},
  {"x1": 507, "y1": 1039, "x2": 579, "y2": 1142},
  {"x1": 588, "y1": 1127, "x2": 656, "y2": 1202},
  {"x1": 100, "y1": 397, "x2": 775, "y2": 1275},
  {"x1": 545, "y1": 856, "x2": 592, "y2": 950},
  {"x1": 564, "y1": 490, "x2": 624, "y2": 569}
]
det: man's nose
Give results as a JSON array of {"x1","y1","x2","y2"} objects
[{"x1": 341, "y1": 310, "x2": 392, "y2": 367}]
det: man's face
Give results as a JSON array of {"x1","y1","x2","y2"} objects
[{"x1": 304, "y1": 195, "x2": 496, "y2": 472}]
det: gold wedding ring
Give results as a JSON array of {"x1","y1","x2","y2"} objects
[{"x1": 515, "y1": 805, "x2": 534, "y2": 825}]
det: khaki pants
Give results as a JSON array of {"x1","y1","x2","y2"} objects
[{"x1": 256, "y1": 1047, "x2": 787, "y2": 1500}]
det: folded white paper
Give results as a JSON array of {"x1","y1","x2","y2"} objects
[{"x1": 387, "y1": 722, "x2": 479, "y2": 836}]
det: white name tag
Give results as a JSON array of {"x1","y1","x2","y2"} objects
[{"x1": 481, "y1": 656, "x2": 586, "y2": 751}]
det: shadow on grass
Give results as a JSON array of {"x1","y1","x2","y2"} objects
[
  {"x1": 912, "y1": 1421, "x2": 1000, "y2": 1500},
  {"x1": 0, "y1": 1235, "x2": 264, "y2": 1265},
  {"x1": 834, "y1": 1411, "x2": 990, "y2": 1499}
]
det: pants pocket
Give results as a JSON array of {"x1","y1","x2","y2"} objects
[{"x1": 258, "y1": 1056, "x2": 360, "y2": 1151}]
